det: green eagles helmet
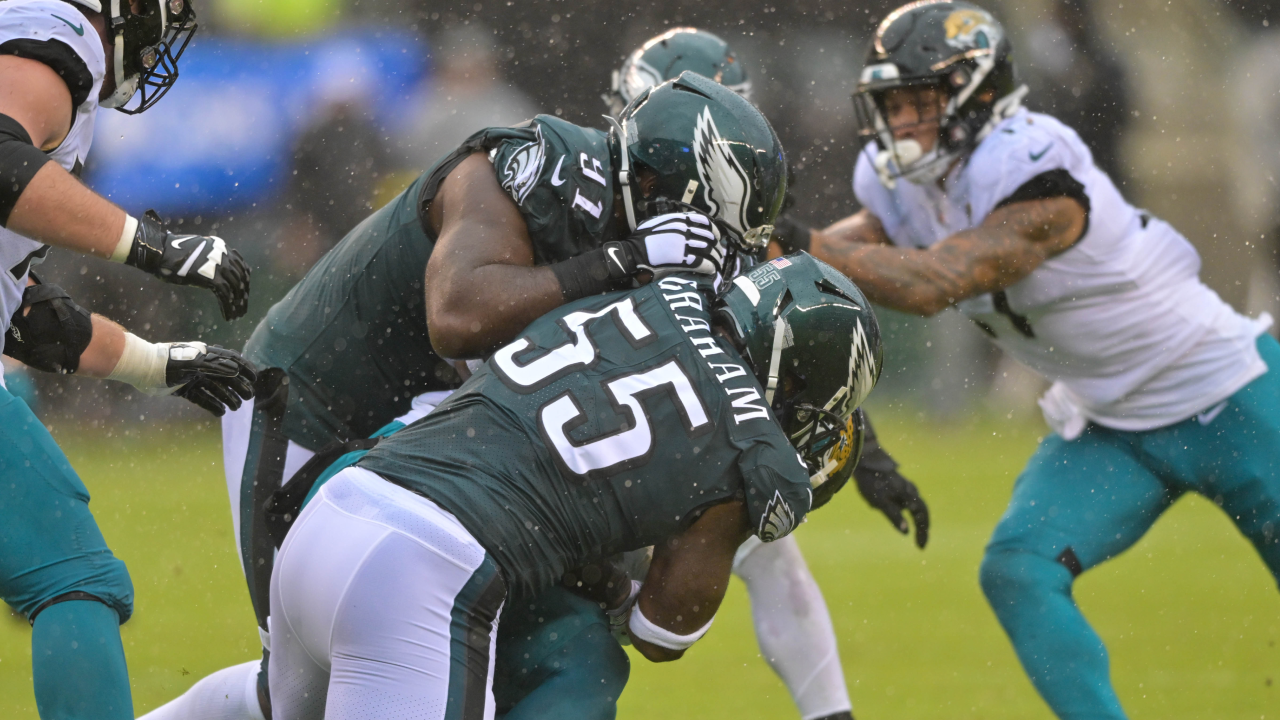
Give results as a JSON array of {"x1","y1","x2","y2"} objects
[
  {"x1": 607, "y1": 71, "x2": 785, "y2": 253},
  {"x1": 66, "y1": 0, "x2": 198, "y2": 113},
  {"x1": 605, "y1": 27, "x2": 751, "y2": 117},
  {"x1": 853, "y1": 1, "x2": 1026, "y2": 187},
  {"x1": 714, "y1": 252, "x2": 883, "y2": 500}
]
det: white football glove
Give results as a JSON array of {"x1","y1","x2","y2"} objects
[{"x1": 618, "y1": 212, "x2": 725, "y2": 279}]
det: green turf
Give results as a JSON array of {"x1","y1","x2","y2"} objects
[{"x1": 1, "y1": 409, "x2": 1276, "y2": 718}]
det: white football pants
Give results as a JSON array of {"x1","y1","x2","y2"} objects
[{"x1": 269, "y1": 467, "x2": 505, "y2": 720}]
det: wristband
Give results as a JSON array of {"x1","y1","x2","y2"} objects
[
  {"x1": 549, "y1": 245, "x2": 628, "y2": 302},
  {"x1": 772, "y1": 215, "x2": 812, "y2": 254},
  {"x1": 628, "y1": 602, "x2": 714, "y2": 651},
  {"x1": 105, "y1": 332, "x2": 171, "y2": 392},
  {"x1": 110, "y1": 215, "x2": 139, "y2": 263}
]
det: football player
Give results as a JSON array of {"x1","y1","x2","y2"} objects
[
  {"x1": 142, "y1": 73, "x2": 779, "y2": 720},
  {"x1": 266, "y1": 252, "x2": 881, "y2": 719},
  {"x1": 608, "y1": 28, "x2": 929, "y2": 720},
  {"x1": 772, "y1": 2, "x2": 1280, "y2": 718},
  {"x1": 0, "y1": 0, "x2": 254, "y2": 718}
]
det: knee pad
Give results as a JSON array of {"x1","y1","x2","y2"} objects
[{"x1": 979, "y1": 547, "x2": 1075, "y2": 609}]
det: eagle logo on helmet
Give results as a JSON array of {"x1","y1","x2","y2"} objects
[
  {"x1": 620, "y1": 57, "x2": 664, "y2": 105},
  {"x1": 944, "y1": 8, "x2": 1001, "y2": 50},
  {"x1": 758, "y1": 489, "x2": 797, "y2": 542},
  {"x1": 849, "y1": 318, "x2": 878, "y2": 411},
  {"x1": 692, "y1": 106, "x2": 752, "y2": 237}
]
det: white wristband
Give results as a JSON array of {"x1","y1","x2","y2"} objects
[
  {"x1": 628, "y1": 602, "x2": 713, "y2": 651},
  {"x1": 105, "y1": 332, "x2": 171, "y2": 392},
  {"x1": 110, "y1": 215, "x2": 138, "y2": 264}
]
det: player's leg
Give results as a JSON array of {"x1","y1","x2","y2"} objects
[
  {"x1": 979, "y1": 429, "x2": 1176, "y2": 720},
  {"x1": 136, "y1": 661, "x2": 265, "y2": 720},
  {"x1": 733, "y1": 534, "x2": 852, "y2": 720},
  {"x1": 270, "y1": 467, "x2": 505, "y2": 719},
  {"x1": 494, "y1": 587, "x2": 630, "y2": 720},
  {"x1": 0, "y1": 386, "x2": 134, "y2": 720}
]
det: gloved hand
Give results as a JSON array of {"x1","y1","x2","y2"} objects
[
  {"x1": 164, "y1": 342, "x2": 257, "y2": 416},
  {"x1": 124, "y1": 211, "x2": 251, "y2": 321},
  {"x1": 609, "y1": 212, "x2": 725, "y2": 279},
  {"x1": 605, "y1": 579, "x2": 642, "y2": 646},
  {"x1": 4, "y1": 282, "x2": 93, "y2": 374},
  {"x1": 853, "y1": 414, "x2": 930, "y2": 548}
]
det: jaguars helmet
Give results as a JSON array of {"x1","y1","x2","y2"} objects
[
  {"x1": 605, "y1": 27, "x2": 751, "y2": 117},
  {"x1": 714, "y1": 252, "x2": 883, "y2": 499},
  {"x1": 607, "y1": 71, "x2": 785, "y2": 254},
  {"x1": 853, "y1": 1, "x2": 1027, "y2": 187},
  {"x1": 65, "y1": 0, "x2": 197, "y2": 113}
]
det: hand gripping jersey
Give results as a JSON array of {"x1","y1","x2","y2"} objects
[
  {"x1": 854, "y1": 108, "x2": 1271, "y2": 438},
  {"x1": 358, "y1": 276, "x2": 813, "y2": 596},
  {"x1": 244, "y1": 115, "x2": 619, "y2": 450},
  {"x1": 0, "y1": 0, "x2": 104, "y2": 374}
]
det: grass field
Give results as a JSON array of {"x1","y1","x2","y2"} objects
[{"x1": 1, "y1": 407, "x2": 1277, "y2": 718}]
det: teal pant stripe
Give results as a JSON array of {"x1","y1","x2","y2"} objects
[{"x1": 446, "y1": 554, "x2": 507, "y2": 720}]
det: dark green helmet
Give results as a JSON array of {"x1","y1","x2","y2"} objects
[
  {"x1": 853, "y1": 1, "x2": 1025, "y2": 187},
  {"x1": 606, "y1": 27, "x2": 751, "y2": 117},
  {"x1": 714, "y1": 252, "x2": 883, "y2": 498},
  {"x1": 607, "y1": 71, "x2": 785, "y2": 253}
]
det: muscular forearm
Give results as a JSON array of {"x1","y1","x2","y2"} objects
[
  {"x1": 427, "y1": 262, "x2": 565, "y2": 359},
  {"x1": 76, "y1": 314, "x2": 127, "y2": 379},
  {"x1": 814, "y1": 242, "x2": 965, "y2": 316},
  {"x1": 9, "y1": 163, "x2": 128, "y2": 258}
]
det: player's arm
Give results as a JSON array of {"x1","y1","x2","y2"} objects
[
  {"x1": 628, "y1": 500, "x2": 751, "y2": 663},
  {"x1": 769, "y1": 207, "x2": 890, "y2": 258},
  {"x1": 4, "y1": 282, "x2": 255, "y2": 416},
  {"x1": 424, "y1": 152, "x2": 567, "y2": 359},
  {"x1": 0, "y1": 56, "x2": 251, "y2": 320},
  {"x1": 812, "y1": 197, "x2": 1086, "y2": 316}
]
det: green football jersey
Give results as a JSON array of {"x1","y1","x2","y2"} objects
[
  {"x1": 358, "y1": 276, "x2": 813, "y2": 595},
  {"x1": 244, "y1": 116, "x2": 621, "y2": 450}
]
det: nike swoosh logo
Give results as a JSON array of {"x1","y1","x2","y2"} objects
[
  {"x1": 1196, "y1": 400, "x2": 1229, "y2": 426},
  {"x1": 169, "y1": 235, "x2": 199, "y2": 249},
  {"x1": 51, "y1": 14, "x2": 84, "y2": 35},
  {"x1": 550, "y1": 155, "x2": 566, "y2": 186},
  {"x1": 606, "y1": 246, "x2": 625, "y2": 271},
  {"x1": 1030, "y1": 144, "x2": 1053, "y2": 162}
]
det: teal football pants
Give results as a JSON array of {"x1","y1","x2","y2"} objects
[
  {"x1": 493, "y1": 586, "x2": 630, "y2": 720},
  {"x1": 980, "y1": 334, "x2": 1280, "y2": 720},
  {"x1": 0, "y1": 384, "x2": 134, "y2": 719}
]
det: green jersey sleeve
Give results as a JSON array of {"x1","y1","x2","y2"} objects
[
  {"x1": 738, "y1": 441, "x2": 813, "y2": 543},
  {"x1": 486, "y1": 115, "x2": 621, "y2": 264}
]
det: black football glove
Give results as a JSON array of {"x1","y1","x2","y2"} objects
[
  {"x1": 164, "y1": 342, "x2": 257, "y2": 417},
  {"x1": 854, "y1": 414, "x2": 930, "y2": 548},
  {"x1": 4, "y1": 282, "x2": 93, "y2": 374},
  {"x1": 609, "y1": 212, "x2": 725, "y2": 279},
  {"x1": 125, "y1": 211, "x2": 251, "y2": 321}
]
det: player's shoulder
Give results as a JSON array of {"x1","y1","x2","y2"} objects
[
  {"x1": 0, "y1": 0, "x2": 105, "y2": 107},
  {"x1": 969, "y1": 109, "x2": 1091, "y2": 177},
  {"x1": 852, "y1": 143, "x2": 893, "y2": 213},
  {"x1": 491, "y1": 114, "x2": 610, "y2": 203}
]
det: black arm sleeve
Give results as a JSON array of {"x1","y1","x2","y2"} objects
[
  {"x1": 0, "y1": 39, "x2": 94, "y2": 109},
  {"x1": 993, "y1": 168, "x2": 1091, "y2": 240},
  {"x1": 0, "y1": 113, "x2": 54, "y2": 226},
  {"x1": 854, "y1": 411, "x2": 899, "y2": 474}
]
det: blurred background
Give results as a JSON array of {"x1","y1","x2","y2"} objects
[
  {"x1": 15, "y1": 0, "x2": 1280, "y2": 425},
  {"x1": 4, "y1": 1, "x2": 1279, "y2": 717}
]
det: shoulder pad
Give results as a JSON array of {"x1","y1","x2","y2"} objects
[{"x1": 738, "y1": 441, "x2": 812, "y2": 542}]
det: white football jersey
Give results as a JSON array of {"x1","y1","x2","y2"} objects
[
  {"x1": 854, "y1": 108, "x2": 1271, "y2": 438},
  {"x1": 0, "y1": 0, "x2": 104, "y2": 382}
]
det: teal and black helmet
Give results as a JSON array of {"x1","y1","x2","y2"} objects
[
  {"x1": 608, "y1": 71, "x2": 785, "y2": 253},
  {"x1": 715, "y1": 252, "x2": 882, "y2": 504},
  {"x1": 606, "y1": 27, "x2": 751, "y2": 117}
]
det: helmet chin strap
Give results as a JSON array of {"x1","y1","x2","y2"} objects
[
  {"x1": 604, "y1": 115, "x2": 640, "y2": 232},
  {"x1": 99, "y1": 0, "x2": 137, "y2": 109}
]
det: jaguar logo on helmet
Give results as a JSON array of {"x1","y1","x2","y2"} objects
[
  {"x1": 692, "y1": 105, "x2": 752, "y2": 237},
  {"x1": 944, "y1": 8, "x2": 1001, "y2": 50},
  {"x1": 759, "y1": 489, "x2": 797, "y2": 542}
]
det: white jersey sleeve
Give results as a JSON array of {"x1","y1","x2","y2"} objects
[{"x1": 963, "y1": 112, "x2": 1092, "y2": 222}]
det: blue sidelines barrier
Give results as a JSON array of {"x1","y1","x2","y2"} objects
[{"x1": 87, "y1": 29, "x2": 428, "y2": 216}]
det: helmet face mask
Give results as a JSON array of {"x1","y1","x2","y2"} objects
[
  {"x1": 608, "y1": 72, "x2": 785, "y2": 255},
  {"x1": 852, "y1": 1, "x2": 1027, "y2": 188},
  {"x1": 715, "y1": 253, "x2": 883, "y2": 496},
  {"x1": 100, "y1": 0, "x2": 198, "y2": 113}
]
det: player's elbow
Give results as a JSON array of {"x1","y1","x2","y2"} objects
[
  {"x1": 426, "y1": 298, "x2": 486, "y2": 359},
  {"x1": 633, "y1": 641, "x2": 686, "y2": 663}
]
